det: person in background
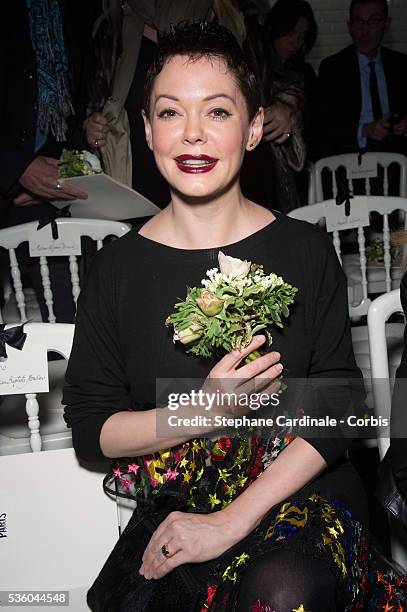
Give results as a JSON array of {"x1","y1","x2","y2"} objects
[
  {"x1": 83, "y1": 0, "x2": 214, "y2": 209},
  {"x1": 0, "y1": 0, "x2": 97, "y2": 322},
  {"x1": 240, "y1": 0, "x2": 318, "y2": 211},
  {"x1": 317, "y1": 0, "x2": 407, "y2": 158},
  {"x1": 262, "y1": 0, "x2": 318, "y2": 159}
]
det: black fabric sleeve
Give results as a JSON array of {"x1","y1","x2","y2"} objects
[
  {"x1": 299, "y1": 229, "x2": 364, "y2": 465},
  {"x1": 63, "y1": 253, "x2": 132, "y2": 461}
]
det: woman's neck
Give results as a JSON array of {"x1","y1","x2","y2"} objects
[{"x1": 139, "y1": 186, "x2": 275, "y2": 249}]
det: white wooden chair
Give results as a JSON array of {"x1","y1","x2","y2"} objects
[
  {"x1": 368, "y1": 290, "x2": 404, "y2": 459},
  {"x1": 367, "y1": 290, "x2": 407, "y2": 569},
  {"x1": 0, "y1": 323, "x2": 75, "y2": 455},
  {"x1": 288, "y1": 198, "x2": 406, "y2": 413},
  {"x1": 0, "y1": 218, "x2": 130, "y2": 324},
  {"x1": 0, "y1": 322, "x2": 120, "y2": 599},
  {"x1": 288, "y1": 196, "x2": 407, "y2": 318},
  {"x1": 313, "y1": 152, "x2": 407, "y2": 202}
]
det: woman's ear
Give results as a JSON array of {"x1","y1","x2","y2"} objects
[
  {"x1": 246, "y1": 107, "x2": 264, "y2": 151},
  {"x1": 142, "y1": 110, "x2": 153, "y2": 150}
]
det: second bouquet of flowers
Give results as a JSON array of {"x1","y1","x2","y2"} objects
[{"x1": 166, "y1": 251, "x2": 298, "y2": 358}]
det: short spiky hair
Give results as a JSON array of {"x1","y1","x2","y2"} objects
[
  {"x1": 143, "y1": 22, "x2": 260, "y2": 121},
  {"x1": 349, "y1": 0, "x2": 389, "y2": 19}
]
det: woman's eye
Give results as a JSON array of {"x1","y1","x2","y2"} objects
[
  {"x1": 157, "y1": 108, "x2": 178, "y2": 119},
  {"x1": 209, "y1": 108, "x2": 232, "y2": 120}
]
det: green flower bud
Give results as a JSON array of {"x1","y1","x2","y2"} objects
[{"x1": 197, "y1": 290, "x2": 224, "y2": 316}]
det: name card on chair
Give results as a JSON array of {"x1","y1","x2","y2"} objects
[
  {"x1": 346, "y1": 154, "x2": 378, "y2": 179},
  {"x1": 28, "y1": 224, "x2": 81, "y2": 257},
  {"x1": 0, "y1": 344, "x2": 48, "y2": 395},
  {"x1": 324, "y1": 198, "x2": 370, "y2": 232}
]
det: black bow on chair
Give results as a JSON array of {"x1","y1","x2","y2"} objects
[
  {"x1": 37, "y1": 205, "x2": 71, "y2": 240},
  {"x1": 336, "y1": 179, "x2": 353, "y2": 217},
  {"x1": 0, "y1": 323, "x2": 27, "y2": 359}
]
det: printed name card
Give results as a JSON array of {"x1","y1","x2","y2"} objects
[
  {"x1": 346, "y1": 154, "x2": 378, "y2": 179},
  {"x1": 324, "y1": 197, "x2": 370, "y2": 232},
  {"x1": 0, "y1": 343, "x2": 48, "y2": 395},
  {"x1": 29, "y1": 223, "x2": 81, "y2": 257}
]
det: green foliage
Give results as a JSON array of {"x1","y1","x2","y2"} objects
[{"x1": 166, "y1": 265, "x2": 298, "y2": 359}]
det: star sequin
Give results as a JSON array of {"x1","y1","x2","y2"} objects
[{"x1": 127, "y1": 463, "x2": 139, "y2": 474}]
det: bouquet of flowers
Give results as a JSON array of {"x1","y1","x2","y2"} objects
[
  {"x1": 166, "y1": 252, "x2": 298, "y2": 358},
  {"x1": 58, "y1": 149, "x2": 102, "y2": 178}
]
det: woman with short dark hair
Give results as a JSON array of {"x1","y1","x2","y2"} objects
[{"x1": 64, "y1": 21, "x2": 406, "y2": 612}]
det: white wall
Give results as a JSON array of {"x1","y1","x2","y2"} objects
[{"x1": 266, "y1": 0, "x2": 407, "y2": 70}]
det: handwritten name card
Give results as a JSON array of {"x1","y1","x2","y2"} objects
[
  {"x1": 324, "y1": 198, "x2": 370, "y2": 232},
  {"x1": 28, "y1": 223, "x2": 81, "y2": 257},
  {"x1": 0, "y1": 343, "x2": 48, "y2": 395}
]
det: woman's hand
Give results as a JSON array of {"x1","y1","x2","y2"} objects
[
  {"x1": 139, "y1": 509, "x2": 240, "y2": 580},
  {"x1": 83, "y1": 112, "x2": 109, "y2": 149},
  {"x1": 263, "y1": 106, "x2": 292, "y2": 144},
  {"x1": 202, "y1": 334, "x2": 282, "y2": 420}
]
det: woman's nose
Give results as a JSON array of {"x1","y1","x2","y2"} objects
[{"x1": 182, "y1": 113, "x2": 206, "y2": 144}]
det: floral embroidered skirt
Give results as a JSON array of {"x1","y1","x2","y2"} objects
[
  {"x1": 87, "y1": 436, "x2": 407, "y2": 611},
  {"x1": 87, "y1": 491, "x2": 407, "y2": 611}
]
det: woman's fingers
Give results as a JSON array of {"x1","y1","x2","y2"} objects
[
  {"x1": 213, "y1": 335, "x2": 267, "y2": 373},
  {"x1": 239, "y1": 350, "x2": 281, "y2": 379}
]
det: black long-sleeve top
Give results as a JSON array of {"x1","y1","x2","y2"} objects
[{"x1": 63, "y1": 213, "x2": 368, "y2": 522}]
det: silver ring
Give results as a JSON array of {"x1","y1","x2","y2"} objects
[
  {"x1": 56, "y1": 181, "x2": 62, "y2": 191},
  {"x1": 94, "y1": 139, "x2": 99, "y2": 147},
  {"x1": 285, "y1": 132, "x2": 291, "y2": 138}
]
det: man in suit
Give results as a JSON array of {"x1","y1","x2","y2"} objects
[{"x1": 317, "y1": 0, "x2": 407, "y2": 158}]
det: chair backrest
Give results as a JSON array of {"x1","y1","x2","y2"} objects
[
  {"x1": 0, "y1": 218, "x2": 131, "y2": 324},
  {"x1": 313, "y1": 153, "x2": 407, "y2": 202},
  {"x1": 307, "y1": 161, "x2": 317, "y2": 205},
  {"x1": 367, "y1": 289, "x2": 403, "y2": 459},
  {"x1": 288, "y1": 196, "x2": 407, "y2": 317},
  {"x1": 0, "y1": 322, "x2": 74, "y2": 452}
]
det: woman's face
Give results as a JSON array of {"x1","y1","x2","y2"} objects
[
  {"x1": 273, "y1": 16, "x2": 310, "y2": 62},
  {"x1": 143, "y1": 55, "x2": 263, "y2": 201}
]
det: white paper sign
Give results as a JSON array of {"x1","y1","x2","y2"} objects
[
  {"x1": 346, "y1": 154, "x2": 378, "y2": 179},
  {"x1": 324, "y1": 197, "x2": 370, "y2": 232},
  {"x1": 52, "y1": 173, "x2": 160, "y2": 221},
  {"x1": 28, "y1": 223, "x2": 81, "y2": 257},
  {"x1": 0, "y1": 343, "x2": 48, "y2": 395}
]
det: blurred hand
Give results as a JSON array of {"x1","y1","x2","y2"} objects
[
  {"x1": 19, "y1": 156, "x2": 88, "y2": 201},
  {"x1": 263, "y1": 106, "x2": 292, "y2": 144},
  {"x1": 13, "y1": 192, "x2": 40, "y2": 207},
  {"x1": 392, "y1": 115, "x2": 407, "y2": 136},
  {"x1": 363, "y1": 118, "x2": 390, "y2": 141},
  {"x1": 84, "y1": 112, "x2": 109, "y2": 149}
]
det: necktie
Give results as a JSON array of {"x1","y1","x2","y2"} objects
[{"x1": 369, "y1": 61, "x2": 382, "y2": 120}]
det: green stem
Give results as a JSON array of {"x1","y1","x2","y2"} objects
[{"x1": 244, "y1": 350, "x2": 262, "y2": 364}]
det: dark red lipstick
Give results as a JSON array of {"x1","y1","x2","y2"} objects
[{"x1": 174, "y1": 154, "x2": 218, "y2": 173}]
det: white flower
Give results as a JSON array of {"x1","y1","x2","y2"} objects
[
  {"x1": 82, "y1": 150, "x2": 102, "y2": 174},
  {"x1": 218, "y1": 252, "x2": 251, "y2": 279}
]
